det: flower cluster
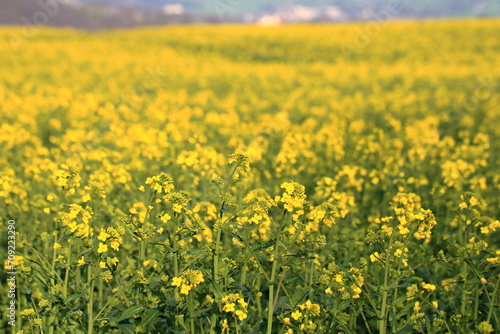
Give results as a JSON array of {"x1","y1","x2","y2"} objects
[
  {"x1": 53, "y1": 164, "x2": 81, "y2": 192},
  {"x1": 221, "y1": 293, "x2": 248, "y2": 321},
  {"x1": 171, "y1": 269, "x2": 205, "y2": 295},
  {"x1": 278, "y1": 181, "x2": 306, "y2": 212},
  {"x1": 226, "y1": 153, "x2": 251, "y2": 180},
  {"x1": 145, "y1": 172, "x2": 174, "y2": 193},
  {"x1": 58, "y1": 204, "x2": 94, "y2": 239}
]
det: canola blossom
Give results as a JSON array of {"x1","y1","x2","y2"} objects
[{"x1": 0, "y1": 20, "x2": 499, "y2": 333}]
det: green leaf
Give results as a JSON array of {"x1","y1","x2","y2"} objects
[
  {"x1": 119, "y1": 305, "x2": 145, "y2": 322},
  {"x1": 210, "y1": 282, "x2": 225, "y2": 300},
  {"x1": 117, "y1": 323, "x2": 135, "y2": 334},
  {"x1": 395, "y1": 302, "x2": 413, "y2": 318},
  {"x1": 290, "y1": 287, "x2": 308, "y2": 306},
  {"x1": 136, "y1": 309, "x2": 161, "y2": 333},
  {"x1": 65, "y1": 292, "x2": 85, "y2": 303}
]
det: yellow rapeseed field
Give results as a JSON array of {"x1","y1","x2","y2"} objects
[{"x1": 0, "y1": 19, "x2": 499, "y2": 333}]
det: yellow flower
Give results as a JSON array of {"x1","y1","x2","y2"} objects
[
  {"x1": 226, "y1": 153, "x2": 251, "y2": 174},
  {"x1": 370, "y1": 252, "x2": 382, "y2": 263},
  {"x1": 77, "y1": 256, "x2": 86, "y2": 266},
  {"x1": 478, "y1": 321, "x2": 494, "y2": 334},
  {"x1": 160, "y1": 213, "x2": 171, "y2": 223},
  {"x1": 101, "y1": 271, "x2": 113, "y2": 282},
  {"x1": 143, "y1": 259, "x2": 158, "y2": 268},
  {"x1": 238, "y1": 298, "x2": 248, "y2": 309},
  {"x1": 398, "y1": 225, "x2": 410, "y2": 235},
  {"x1": 53, "y1": 243, "x2": 62, "y2": 249},
  {"x1": 221, "y1": 319, "x2": 230, "y2": 331},
  {"x1": 298, "y1": 300, "x2": 321, "y2": 316},
  {"x1": 223, "y1": 302, "x2": 236, "y2": 313},
  {"x1": 221, "y1": 293, "x2": 248, "y2": 321},
  {"x1": 38, "y1": 299, "x2": 50, "y2": 308},
  {"x1": 98, "y1": 229, "x2": 110, "y2": 241},
  {"x1": 43, "y1": 208, "x2": 50, "y2": 214},
  {"x1": 413, "y1": 301, "x2": 421, "y2": 312},
  {"x1": 291, "y1": 310, "x2": 302, "y2": 320},
  {"x1": 381, "y1": 224, "x2": 393, "y2": 235},
  {"x1": 334, "y1": 274, "x2": 344, "y2": 284},
  {"x1": 20, "y1": 309, "x2": 36, "y2": 317},
  {"x1": 97, "y1": 243, "x2": 108, "y2": 254},
  {"x1": 171, "y1": 269, "x2": 204, "y2": 295},
  {"x1": 280, "y1": 181, "x2": 306, "y2": 211},
  {"x1": 180, "y1": 284, "x2": 191, "y2": 295},
  {"x1": 82, "y1": 193, "x2": 91, "y2": 202},
  {"x1": 145, "y1": 172, "x2": 174, "y2": 194},
  {"x1": 110, "y1": 240, "x2": 121, "y2": 251},
  {"x1": 173, "y1": 204, "x2": 182, "y2": 213},
  {"x1": 171, "y1": 276, "x2": 183, "y2": 287},
  {"x1": 234, "y1": 309, "x2": 247, "y2": 320}
]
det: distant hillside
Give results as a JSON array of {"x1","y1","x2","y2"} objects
[
  {"x1": 0, "y1": 0, "x2": 498, "y2": 29},
  {"x1": 0, "y1": 0, "x2": 218, "y2": 29}
]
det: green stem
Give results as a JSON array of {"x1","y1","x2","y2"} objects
[
  {"x1": 140, "y1": 192, "x2": 156, "y2": 263},
  {"x1": 273, "y1": 267, "x2": 287, "y2": 313},
  {"x1": 87, "y1": 264, "x2": 94, "y2": 334},
  {"x1": 267, "y1": 259, "x2": 278, "y2": 334},
  {"x1": 51, "y1": 232, "x2": 58, "y2": 287},
  {"x1": 378, "y1": 237, "x2": 393, "y2": 334},
  {"x1": 212, "y1": 163, "x2": 239, "y2": 284},
  {"x1": 213, "y1": 212, "x2": 223, "y2": 284},
  {"x1": 188, "y1": 294, "x2": 195, "y2": 333},
  {"x1": 49, "y1": 232, "x2": 59, "y2": 332},
  {"x1": 63, "y1": 243, "x2": 71, "y2": 300},
  {"x1": 257, "y1": 277, "x2": 263, "y2": 318},
  {"x1": 140, "y1": 240, "x2": 145, "y2": 263},
  {"x1": 460, "y1": 212, "x2": 469, "y2": 323},
  {"x1": 209, "y1": 313, "x2": 217, "y2": 334},
  {"x1": 234, "y1": 316, "x2": 241, "y2": 334},
  {"x1": 473, "y1": 285, "x2": 479, "y2": 322},
  {"x1": 98, "y1": 276, "x2": 104, "y2": 311},
  {"x1": 173, "y1": 228, "x2": 179, "y2": 277},
  {"x1": 487, "y1": 273, "x2": 500, "y2": 324},
  {"x1": 93, "y1": 281, "x2": 134, "y2": 322},
  {"x1": 266, "y1": 210, "x2": 287, "y2": 334},
  {"x1": 309, "y1": 257, "x2": 314, "y2": 300},
  {"x1": 240, "y1": 256, "x2": 248, "y2": 286}
]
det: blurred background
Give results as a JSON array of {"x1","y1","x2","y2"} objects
[{"x1": 1, "y1": 0, "x2": 499, "y2": 29}]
